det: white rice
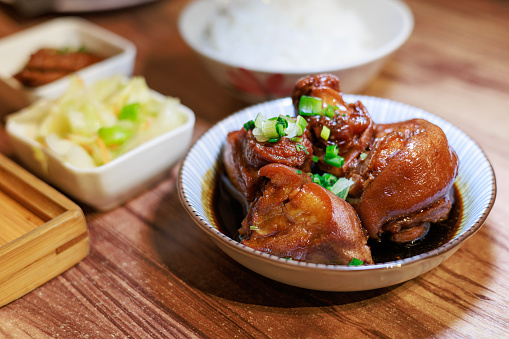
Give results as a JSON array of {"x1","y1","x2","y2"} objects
[{"x1": 202, "y1": 0, "x2": 376, "y2": 72}]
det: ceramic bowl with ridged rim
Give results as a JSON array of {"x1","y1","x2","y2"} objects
[
  {"x1": 7, "y1": 93, "x2": 195, "y2": 212},
  {"x1": 178, "y1": 96, "x2": 496, "y2": 291}
]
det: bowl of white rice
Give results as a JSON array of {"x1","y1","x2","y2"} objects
[{"x1": 178, "y1": 0, "x2": 414, "y2": 103}]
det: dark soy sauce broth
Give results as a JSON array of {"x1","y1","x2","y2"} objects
[
  {"x1": 368, "y1": 185, "x2": 462, "y2": 263},
  {"x1": 211, "y1": 170, "x2": 463, "y2": 264}
]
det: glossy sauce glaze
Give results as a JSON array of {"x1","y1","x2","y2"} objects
[{"x1": 212, "y1": 170, "x2": 463, "y2": 264}]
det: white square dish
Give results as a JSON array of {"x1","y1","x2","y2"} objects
[
  {"x1": 0, "y1": 17, "x2": 136, "y2": 102},
  {"x1": 6, "y1": 89, "x2": 195, "y2": 211}
]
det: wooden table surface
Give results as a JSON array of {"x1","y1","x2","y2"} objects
[{"x1": 0, "y1": 0, "x2": 508, "y2": 337}]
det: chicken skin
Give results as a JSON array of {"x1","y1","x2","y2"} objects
[{"x1": 239, "y1": 163, "x2": 373, "y2": 265}]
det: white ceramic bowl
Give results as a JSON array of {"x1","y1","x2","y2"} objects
[
  {"x1": 0, "y1": 17, "x2": 136, "y2": 103},
  {"x1": 7, "y1": 95, "x2": 195, "y2": 211},
  {"x1": 178, "y1": 0, "x2": 414, "y2": 102},
  {"x1": 179, "y1": 96, "x2": 496, "y2": 291}
]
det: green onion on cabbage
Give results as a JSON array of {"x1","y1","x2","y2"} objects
[{"x1": 11, "y1": 75, "x2": 185, "y2": 168}]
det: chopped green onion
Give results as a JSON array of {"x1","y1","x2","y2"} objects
[
  {"x1": 322, "y1": 172, "x2": 337, "y2": 186},
  {"x1": 284, "y1": 122, "x2": 300, "y2": 139},
  {"x1": 295, "y1": 169, "x2": 302, "y2": 174},
  {"x1": 320, "y1": 126, "x2": 330, "y2": 140},
  {"x1": 325, "y1": 145, "x2": 338, "y2": 158},
  {"x1": 119, "y1": 102, "x2": 140, "y2": 121},
  {"x1": 296, "y1": 115, "x2": 307, "y2": 132},
  {"x1": 276, "y1": 123, "x2": 286, "y2": 136},
  {"x1": 277, "y1": 116, "x2": 288, "y2": 128},
  {"x1": 349, "y1": 258, "x2": 364, "y2": 266},
  {"x1": 299, "y1": 96, "x2": 323, "y2": 116},
  {"x1": 311, "y1": 172, "x2": 353, "y2": 199},
  {"x1": 254, "y1": 113, "x2": 266, "y2": 129},
  {"x1": 324, "y1": 144, "x2": 344, "y2": 168},
  {"x1": 324, "y1": 155, "x2": 344, "y2": 168},
  {"x1": 98, "y1": 125, "x2": 132, "y2": 146},
  {"x1": 330, "y1": 177, "x2": 354, "y2": 199},
  {"x1": 246, "y1": 114, "x2": 308, "y2": 143},
  {"x1": 262, "y1": 120, "x2": 279, "y2": 139},
  {"x1": 268, "y1": 137, "x2": 280, "y2": 143},
  {"x1": 323, "y1": 105, "x2": 337, "y2": 118},
  {"x1": 58, "y1": 46, "x2": 87, "y2": 54},
  {"x1": 312, "y1": 155, "x2": 319, "y2": 162},
  {"x1": 250, "y1": 225, "x2": 260, "y2": 231},
  {"x1": 312, "y1": 172, "x2": 337, "y2": 190},
  {"x1": 360, "y1": 152, "x2": 368, "y2": 160},
  {"x1": 244, "y1": 120, "x2": 255, "y2": 130},
  {"x1": 58, "y1": 46, "x2": 71, "y2": 54},
  {"x1": 298, "y1": 96, "x2": 340, "y2": 119},
  {"x1": 252, "y1": 127, "x2": 268, "y2": 142},
  {"x1": 312, "y1": 173, "x2": 322, "y2": 185},
  {"x1": 295, "y1": 143, "x2": 309, "y2": 154}
]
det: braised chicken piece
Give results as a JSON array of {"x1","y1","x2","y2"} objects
[
  {"x1": 14, "y1": 48, "x2": 103, "y2": 87},
  {"x1": 239, "y1": 163, "x2": 373, "y2": 265},
  {"x1": 223, "y1": 126, "x2": 313, "y2": 202},
  {"x1": 353, "y1": 119, "x2": 459, "y2": 242},
  {"x1": 292, "y1": 74, "x2": 374, "y2": 177}
]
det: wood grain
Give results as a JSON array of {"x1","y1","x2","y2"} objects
[
  {"x1": 0, "y1": 0, "x2": 508, "y2": 337},
  {"x1": 0, "y1": 153, "x2": 89, "y2": 307},
  {"x1": 0, "y1": 189, "x2": 44, "y2": 245}
]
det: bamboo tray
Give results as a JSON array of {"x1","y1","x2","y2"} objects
[{"x1": 0, "y1": 152, "x2": 89, "y2": 307}]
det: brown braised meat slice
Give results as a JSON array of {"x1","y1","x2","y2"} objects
[
  {"x1": 239, "y1": 163, "x2": 373, "y2": 265},
  {"x1": 353, "y1": 119, "x2": 459, "y2": 242},
  {"x1": 14, "y1": 48, "x2": 103, "y2": 87},
  {"x1": 292, "y1": 73, "x2": 374, "y2": 177},
  {"x1": 223, "y1": 127, "x2": 313, "y2": 202}
]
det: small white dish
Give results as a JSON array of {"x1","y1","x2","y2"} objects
[
  {"x1": 178, "y1": 0, "x2": 414, "y2": 102},
  {"x1": 179, "y1": 96, "x2": 496, "y2": 291},
  {"x1": 7, "y1": 93, "x2": 195, "y2": 211},
  {"x1": 0, "y1": 17, "x2": 136, "y2": 103}
]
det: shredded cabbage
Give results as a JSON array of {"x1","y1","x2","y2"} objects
[{"x1": 12, "y1": 75, "x2": 186, "y2": 168}]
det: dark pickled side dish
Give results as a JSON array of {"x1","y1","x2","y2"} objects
[
  {"x1": 218, "y1": 74, "x2": 460, "y2": 265},
  {"x1": 14, "y1": 47, "x2": 103, "y2": 87}
]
